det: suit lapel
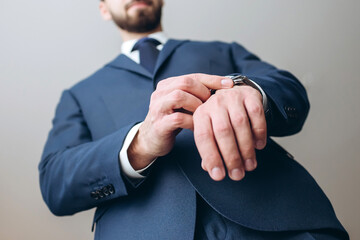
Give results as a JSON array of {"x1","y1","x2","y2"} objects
[
  {"x1": 107, "y1": 39, "x2": 189, "y2": 79},
  {"x1": 107, "y1": 54, "x2": 153, "y2": 79},
  {"x1": 154, "y1": 39, "x2": 189, "y2": 74}
]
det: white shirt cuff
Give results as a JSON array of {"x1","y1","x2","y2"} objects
[{"x1": 119, "y1": 122, "x2": 156, "y2": 179}]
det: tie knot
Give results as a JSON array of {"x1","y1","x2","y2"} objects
[
  {"x1": 132, "y1": 37, "x2": 161, "y2": 52},
  {"x1": 131, "y1": 37, "x2": 161, "y2": 73}
]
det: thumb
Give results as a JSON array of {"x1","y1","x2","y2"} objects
[{"x1": 187, "y1": 73, "x2": 234, "y2": 90}]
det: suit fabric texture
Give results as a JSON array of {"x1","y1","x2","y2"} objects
[{"x1": 39, "y1": 39, "x2": 348, "y2": 239}]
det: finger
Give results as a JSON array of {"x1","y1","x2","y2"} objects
[
  {"x1": 163, "y1": 112, "x2": 194, "y2": 131},
  {"x1": 229, "y1": 104, "x2": 257, "y2": 172},
  {"x1": 189, "y1": 73, "x2": 234, "y2": 91},
  {"x1": 157, "y1": 76, "x2": 211, "y2": 102},
  {"x1": 244, "y1": 97, "x2": 267, "y2": 149},
  {"x1": 156, "y1": 74, "x2": 233, "y2": 103},
  {"x1": 211, "y1": 108, "x2": 245, "y2": 181},
  {"x1": 160, "y1": 90, "x2": 203, "y2": 114},
  {"x1": 193, "y1": 113, "x2": 225, "y2": 181}
]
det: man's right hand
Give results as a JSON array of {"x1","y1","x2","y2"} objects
[{"x1": 127, "y1": 73, "x2": 234, "y2": 170}]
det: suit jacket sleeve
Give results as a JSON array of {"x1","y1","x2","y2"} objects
[
  {"x1": 39, "y1": 89, "x2": 135, "y2": 216},
  {"x1": 229, "y1": 42, "x2": 310, "y2": 136}
]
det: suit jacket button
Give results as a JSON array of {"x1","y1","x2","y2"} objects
[
  {"x1": 90, "y1": 191, "x2": 99, "y2": 200},
  {"x1": 108, "y1": 184, "x2": 115, "y2": 194},
  {"x1": 96, "y1": 189, "x2": 104, "y2": 198},
  {"x1": 102, "y1": 186, "x2": 110, "y2": 196}
]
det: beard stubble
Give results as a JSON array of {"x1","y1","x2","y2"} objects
[{"x1": 111, "y1": 1, "x2": 162, "y2": 33}]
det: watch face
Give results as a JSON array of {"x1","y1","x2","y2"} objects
[{"x1": 231, "y1": 75, "x2": 247, "y2": 85}]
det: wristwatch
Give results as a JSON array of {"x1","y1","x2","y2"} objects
[
  {"x1": 226, "y1": 75, "x2": 257, "y2": 88},
  {"x1": 210, "y1": 75, "x2": 257, "y2": 93}
]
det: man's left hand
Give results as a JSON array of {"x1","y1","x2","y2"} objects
[{"x1": 193, "y1": 85, "x2": 267, "y2": 181}]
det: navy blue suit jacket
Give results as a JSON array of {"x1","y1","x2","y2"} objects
[{"x1": 39, "y1": 40, "x2": 348, "y2": 239}]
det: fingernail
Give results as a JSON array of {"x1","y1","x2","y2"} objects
[
  {"x1": 230, "y1": 168, "x2": 244, "y2": 181},
  {"x1": 211, "y1": 167, "x2": 224, "y2": 180},
  {"x1": 221, "y1": 78, "x2": 233, "y2": 88},
  {"x1": 245, "y1": 159, "x2": 255, "y2": 171},
  {"x1": 256, "y1": 140, "x2": 264, "y2": 149}
]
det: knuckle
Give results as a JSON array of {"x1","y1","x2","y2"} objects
[
  {"x1": 203, "y1": 153, "x2": 220, "y2": 166},
  {"x1": 192, "y1": 110, "x2": 200, "y2": 119},
  {"x1": 239, "y1": 143, "x2": 255, "y2": 158},
  {"x1": 192, "y1": 111, "x2": 201, "y2": 122},
  {"x1": 224, "y1": 155, "x2": 242, "y2": 169},
  {"x1": 171, "y1": 89, "x2": 184, "y2": 102},
  {"x1": 193, "y1": 104, "x2": 205, "y2": 116},
  {"x1": 253, "y1": 127, "x2": 267, "y2": 136},
  {"x1": 171, "y1": 112, "x2": 184, "y2": 126},
  {"x1": 191, "y1": 73, "x2": 200, "y2": 82},
  {"x1": 239, "y1": 139, "x2": 255, "y2": 150},
  {"x1": 214, "y1": 123, "x2": 231, "y2": 135},
  {"x1": 179, "y1": 77, "x2": 193, "y2": 90},
  {"x1": 156, "y1": 80, "x2": 166, "y2": 89},
  {"x1": 150, "y1": 91, "x2": 158, "y2": 101},
  {"x1": 248, "y1": 103, "x2": 262, "y2": 115},
  {"x1": 211, "y1": 94, "x2": 222, "y2": 104},
  {"x1": 240, "y1": 147, "x2": 255, "y2": 159},
  {"x1": 195, "y1": 129, "x2": 212, "y2": 142},
  {"x1": 232, "y1": 114, "x2": 248, "y2": 126}
]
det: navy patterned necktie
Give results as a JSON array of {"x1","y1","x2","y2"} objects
[{"x1": 132, "y1": 37, "x2": 161, "y2": 73}]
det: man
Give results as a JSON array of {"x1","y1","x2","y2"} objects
[{"x1": 39, "y1": 0, "x2": 348, "y2": 239}]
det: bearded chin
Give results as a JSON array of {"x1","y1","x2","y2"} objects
[{"x1": 113, "y1": 7, "x2": 162, "y2": 33}]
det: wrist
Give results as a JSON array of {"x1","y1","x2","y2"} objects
[{"x1": 127, "y1": 129, "x2": 157, "y2": 170}]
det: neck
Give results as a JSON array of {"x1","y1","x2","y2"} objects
[{"x1": 119, "y1": 25, "x2": 163, "y2": 42}]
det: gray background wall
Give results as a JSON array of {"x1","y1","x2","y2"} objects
[{"x1": 0, "y1": 0, "x2": 359, "y2": 239}]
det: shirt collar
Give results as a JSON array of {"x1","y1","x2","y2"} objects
[{"x1": 121, "y1": 32, "x2": 168, "y2": 56}]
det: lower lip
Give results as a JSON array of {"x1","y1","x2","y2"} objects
[{"x1": 129, "y1": 2, "x2": 149, "y2": 9}]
